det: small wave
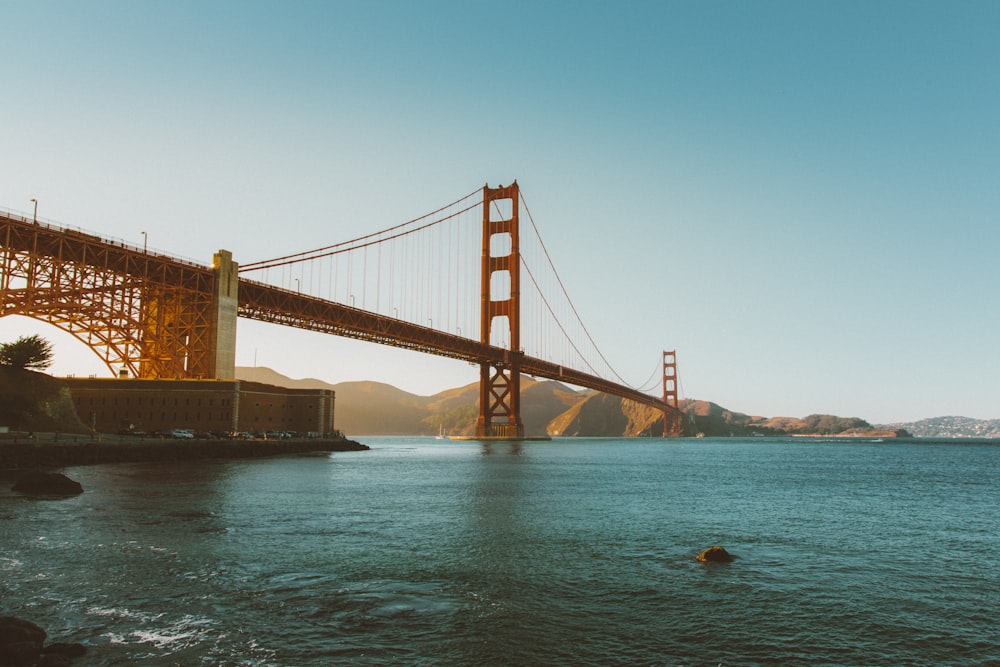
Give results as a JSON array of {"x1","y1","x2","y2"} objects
[
  {"x1": 279, "y1": 579, "x2": 464, "y2": 626},
  {"x1": 87, "y1": 605, "x2": 163, "y2": 622},
  {"x1": 0, "y1": 556, "x2": 23, "y2": 570},
  {"x1": 130, "y1": 619, "x2": 210, "y2": 649},
  {"x1": 98, "y1": 613, "x2": 215, "y2": 652},
  {"x1": 130, "y1": 629, "x2": 198, "y2": 647}
]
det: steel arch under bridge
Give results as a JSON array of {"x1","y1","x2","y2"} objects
[{"x1": 0, "y1": 213, "x2": 237, "y2": 380}]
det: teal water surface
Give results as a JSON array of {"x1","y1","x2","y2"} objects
[{"x1": 2, "y1": 437, "x2": 998, "y2": 665}]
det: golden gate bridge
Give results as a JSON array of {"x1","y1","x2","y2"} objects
[{"x1": 0, "y1": 183, "x2": 682, "y2": 437}]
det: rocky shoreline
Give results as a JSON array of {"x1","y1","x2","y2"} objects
[
  {"x1": 0, "y1": 436, "x2": 369, "y2": 469},
  {"x1": 0, "y1": 615, "x2": 86, "y2": 666}
]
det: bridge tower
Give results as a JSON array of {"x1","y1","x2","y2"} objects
[
  {"x1": 477, "y1": 182, "x2": 524, "y2": 439},
  {"x1": 662, "y1": 350, "x2": 681, "y2": 436}
]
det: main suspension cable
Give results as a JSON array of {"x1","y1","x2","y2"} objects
[
  {"x1": 519, "y1": 190, "x2": 635, "y2": 388},
  {"x1": 240, "y1": 187, "x2": 482, "y2": 272},
  {"x1": 241, "y1": 199, "x2": 481, "y2": 273}
]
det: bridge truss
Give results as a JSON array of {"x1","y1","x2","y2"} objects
[{"x1": 0, "y1": 214, "x2": 227, "y2": 379}]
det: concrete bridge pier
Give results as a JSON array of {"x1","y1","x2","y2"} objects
[{"x1": 209, "y1": 249, "x2": 239, "y2": 380}]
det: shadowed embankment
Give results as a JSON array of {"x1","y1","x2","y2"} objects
[{"x1": 0, "y1": 435, "x2": 369, "y2": 469}]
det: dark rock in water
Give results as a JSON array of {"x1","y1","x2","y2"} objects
[
  {"x1": 0, "y1": 615, "x2": 47, "y2": 645},
  {"x1": 0, "y1": 615, "x2": 46, "y2": 665},
  {"x1": 12, "y1": 472, "x2": 83, "y2": 496},
  {"x1": 696, "y1": 546, "x2": 734, "y2": 563},
  {"x1": 42, "y1": 642, "x2": 88, "y2": 659},
  {"x1": 0, "y1": 617, "x2": 87, "y2": 666},
  {"x1": 38, "y1": 653, "x2": 74, "y2": 667},
  {"x1": 2, "y1": 641, "x2": 44, "y2": 666}
]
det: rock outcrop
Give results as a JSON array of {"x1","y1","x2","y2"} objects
[
  {"x1": 0, "y1": 615, "x2": 87, "y2": 666},
  {"x1": 12, "y1": 472, "x2": 83, "y2": 496},
  {"x1": 696, "y1": 546, "x2": 734, "y2": 563}
]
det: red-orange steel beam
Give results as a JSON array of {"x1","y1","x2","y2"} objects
[
  {"x1": 661, "y1": 350, "x2": 682, "y2": 436},
  {"x1": 1, "y1": 213, "x2": 219, "y2": 378},
  {"x1": 478, "y1": 183, "x2": 522, "y2": 438}
]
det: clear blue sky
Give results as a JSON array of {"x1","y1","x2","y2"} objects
[{"x1": 2, "y1": 1, "x2": 998, "y2": 423}]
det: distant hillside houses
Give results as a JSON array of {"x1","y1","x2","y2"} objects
[{"x1": 881, "y1": 416, "x2": 1000, "y2": 438}]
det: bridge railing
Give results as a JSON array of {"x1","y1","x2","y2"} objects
[{"x1": 0, "y1": 208, "x2": 209, "y2": 269}]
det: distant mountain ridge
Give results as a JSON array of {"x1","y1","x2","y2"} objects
[{"x1": 236, "y1": 367, "x2": 942, "y2": 438}]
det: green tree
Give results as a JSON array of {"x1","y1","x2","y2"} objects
[{"x1": 0, "y1": 334, "x2": 55, "y2": 371}]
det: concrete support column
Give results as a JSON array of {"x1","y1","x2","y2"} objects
[{"x1": 210, "y1": 249, "x2": 239, "y2": 379}]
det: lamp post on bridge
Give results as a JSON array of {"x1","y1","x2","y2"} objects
[
  {"x1": 141, "y1": 231, "x2": 147, "y2": 253},
  {"x1": 29, "y1": 198, "x2": 37, "y2": 224}
]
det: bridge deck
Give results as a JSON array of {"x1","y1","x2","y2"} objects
[{"x1": 238, "y1": 278, "x2": 676, "y2": 413}]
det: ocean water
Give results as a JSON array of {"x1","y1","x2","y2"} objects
[{"x1": 2, "y1": 437, "x2": 999, "y2": 666}]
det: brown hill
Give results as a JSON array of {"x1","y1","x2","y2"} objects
[
  {"x1": 234, "y1": 367, "x2": 584, "y2": 437},
  {"x1": 422, "y1": 383, "x2": 480, "y2": 436},
  {"x1": 234, "y1": 367, "x2": 899, "y2": 438},
  {"x1": 549, "y1": 394, "x2": 676, "y2": 437},
  {"x1": 676, "y1": 401, "x2": 891, "y2": 437},
  {"x1": 330, "y1": 381, "x2": 433, "y2": 435},
  {"x1": 549, "y1": 392, "x2": 629, "y2": 436},
  {"x1": 0, "y1": 363, "x2": 914, "y2": 440},
  {"x1": 522, "y1": 379, "x2": 587, "y2": 434}
]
